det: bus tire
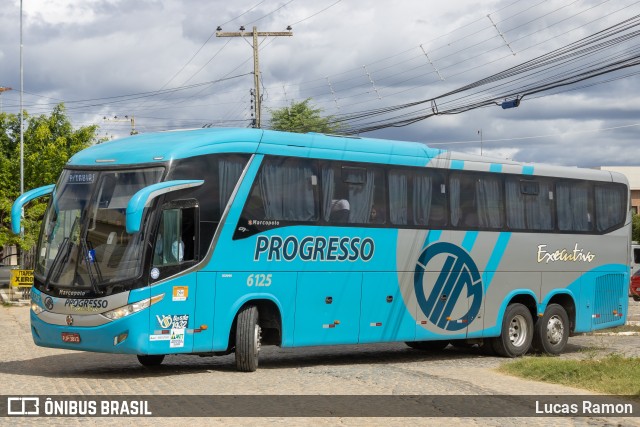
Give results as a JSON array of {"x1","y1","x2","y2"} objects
[
  {"x1": 532, "y1": 304, "x2": 569, "y2": 355},
  {"x1": 137, "y1": 354, "x2": 164, "y2": 367},
  {"x1": 492, "y1": 303, "x2": 533, "y2": 358},
  {"x1": 405, "y1": 340, "x2": 449, "y2": 351},
  {"x1": 480, "y1": 340, "x2": 498, "y2": 356},
  {"x1": 235, "y1": 305, "x2": 261, "y2": 372}
]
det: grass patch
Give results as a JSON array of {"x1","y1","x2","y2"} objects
[{"x1": 499, "y1": 354, "x2": 640, "y2": 399}]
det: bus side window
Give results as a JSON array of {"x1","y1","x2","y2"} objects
[
  {"x1": 154, "y1": 207, "x2": 196, "y2": 266},
  {"x1": 322, "y1": 163, "x2": 385, "y2": 225}
]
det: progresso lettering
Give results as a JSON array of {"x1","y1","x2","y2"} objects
[
  {"x1": 254, "y1": 236, "x2": 375, "y2": 262},
  {"x1": 63, "y1": 299, "x2": 109, "y2": 309}
]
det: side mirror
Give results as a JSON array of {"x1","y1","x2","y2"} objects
[
  {"x1": 126, "y1": 180, "x2": 204, "y2": 233},
  {"x1": 11, "y1": 184, "x2": 55, "y2": 234}
]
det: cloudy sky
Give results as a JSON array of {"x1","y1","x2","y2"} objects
[{"x1": 1, "y1": 0, "x2": 639, "y2": 167}]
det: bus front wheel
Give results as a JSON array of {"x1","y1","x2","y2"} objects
[
  {"x1": 532, "y1": 304, "x2": 569, "y2": 355},
  {"x1": 491, "y1": 303, "x2": 533, "y2": 357},
  {"x1": 137, "y1": 354, "x2": 165, "y2": 367},
  {"x1": 235, "y1": 305, "x2": 261, "y2": 372}
]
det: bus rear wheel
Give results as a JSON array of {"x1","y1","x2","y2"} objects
[
  {"x1": 235, "y1": 305, "x2": 261, "y2": 372},
  {"x1": 492, "y1": 303, "x2": 533, "y2": 358},
  {"x1": 405, "y1": 340, "x2": 449, "y2": 351},
  {"x1": 532, "y1": 304, "x2": 569, "y2": 355},
  {"x1": 137, "y1": 354, "x2": 165, "y2": 367}
]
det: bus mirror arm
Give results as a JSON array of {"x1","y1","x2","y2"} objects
[
  {"x1": 11, "y1": 184, "x2": 55, "y2": 234},
  {"x1": 126, "y1": 180, "x2": 204, "y2": 234}
]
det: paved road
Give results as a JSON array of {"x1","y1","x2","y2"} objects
[{"x1": 1, "y1": 302, "x2": 638, "y2": 426}]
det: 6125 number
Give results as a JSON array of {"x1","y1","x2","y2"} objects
[{"x1": 247, "y1": 273, "x2": 272, "y2": 287}]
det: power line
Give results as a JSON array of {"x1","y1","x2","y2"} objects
[{"x1": 328, "y1": 13, "x2": 640, "y2": 134}]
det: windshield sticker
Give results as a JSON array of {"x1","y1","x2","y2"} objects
[
  {"x1": 150, "y1": 268, "x2": 160, "y2": 280},
  {"x1": 156, "y1": 314, "x2": 189, "y2": 330},
  {"x1": 537, "y1": 244, "x2": 595, "y2": 263},
  {"x1": 86, "y1": 249, "x2": 96, "y2": 264},
  {"x1": 172, "y1": 286, "x2": 188, "y2": 302},
  {"x1": 170, "y1": 329, "x2": 185, "y2": 348}
]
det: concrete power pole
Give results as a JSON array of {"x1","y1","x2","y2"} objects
[{"x1": 216, "y1": 26, "x2": 292, "y2": 128}]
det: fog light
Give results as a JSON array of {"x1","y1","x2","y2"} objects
[{"x1": 114, "y1": 332, "x2": 129, "y2": 346}]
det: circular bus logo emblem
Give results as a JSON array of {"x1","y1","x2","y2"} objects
[
  {"x1": 414, "y1": 242, "x2": 483, "y2": 331},
  {"x1": 44, "y1": 297, "x2": 54, "y2": 311}
]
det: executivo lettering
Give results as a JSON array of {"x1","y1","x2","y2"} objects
[{"x1": 537, "y1": 243, "x2": 595, "y2": 264}]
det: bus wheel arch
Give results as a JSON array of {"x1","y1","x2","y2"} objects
[
  {"x1": 229, "y1": 299, "x2": 284, "y2": 349},
  {"x1": 491, "y1": 294, "x2": 536, "y2": 357},
  {"x1": 230, "y1": 299, "x2": 283, "y2": 372}
]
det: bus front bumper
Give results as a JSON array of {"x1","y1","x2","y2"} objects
[{"x1": 30, "y1": 309, "x2": 152, "y2": 355}]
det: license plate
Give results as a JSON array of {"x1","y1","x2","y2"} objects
[{"x1": 61, "y1": 332, "x2": 81, "y2": 343}]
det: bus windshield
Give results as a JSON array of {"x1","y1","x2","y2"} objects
[{"x1": 36, "y1": 167, "x2": 164, "y2": 290}]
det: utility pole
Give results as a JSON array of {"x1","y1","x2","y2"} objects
[
  {"x1": 0, "y1": 87, "x2": 11, "y2": 113},
  {"x1": 477, "y1": 129, "x2": 483, "y2": 156},
  {"x1": 216, "y1": 26, "x2": 292, "y2": 128}
]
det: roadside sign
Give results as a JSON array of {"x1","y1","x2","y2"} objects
[{"x1": 10, "y1": 269, "x2": 33, "y2": 288}]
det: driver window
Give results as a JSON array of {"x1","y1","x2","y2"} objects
[{"x1": 153, "y1": 207, "x2": 196, "y2": 266}]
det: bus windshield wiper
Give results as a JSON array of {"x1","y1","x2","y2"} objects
[
  {"x1": 44, "y1": 237, "x2": 70, "y2": 291},
  {"x1": 80, "y1": 238, "x2": 103, "y2": 295},
  {"x1": 45, "y1": 215, "x2": 81, "y2": 289}
]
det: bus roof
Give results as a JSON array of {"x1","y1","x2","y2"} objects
[
  {"x1": 67, "y1": 128, "x2": 626, "y2": 184},
  {"x1": 69, "y1": 128, "x2": 445, "y2": 167}
]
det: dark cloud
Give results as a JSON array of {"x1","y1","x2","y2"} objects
[{"x1": 1, "y1": 0, "x2": 639, "y2": 167}]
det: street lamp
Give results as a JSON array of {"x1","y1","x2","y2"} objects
[
  {"x1": 0, "y1": 86, "x2": 12, "y2": 114},
  {"x1": 477, "y1": 129, "x2": 483, "y2": 156}
]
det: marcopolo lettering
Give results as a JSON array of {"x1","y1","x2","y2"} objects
[
  {"x1": 64, "y1": 299, "x2": 109, "y2": 309},
  {"x1": 254, "y1": 235, "x2": 375, "y2": 262}
]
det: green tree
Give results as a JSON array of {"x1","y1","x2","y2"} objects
[
  {"x1": 633, "y1": 213, "x2": 640, "y2": 243},
  {"x1": 269, "y1": 98, "x2": 339, "y2": 134},
  {"x1": 0, "y1": 104, "x2": 102, "y2": 262}
]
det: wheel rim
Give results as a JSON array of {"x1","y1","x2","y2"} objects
[
  {"x1": 254, "y1": 324, "x2": 262, "y2": 356},
  {"x1": 509, "y1": 314, "x2": 528, "y2": 347},
  {"x1": 546, "y1": 315, "x2": 564, "y2": 345}
]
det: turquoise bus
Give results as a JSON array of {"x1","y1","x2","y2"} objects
[{"x1": 12, "y1": 128, "x2": 630, "y2": 371}]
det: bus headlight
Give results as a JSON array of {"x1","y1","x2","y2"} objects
[
  {"x1": 102, "y1": 294, "x2": 164, "y2": 320},
  {"x1": 31, "y1": 302, "x2": 44, "y2": 315}
]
